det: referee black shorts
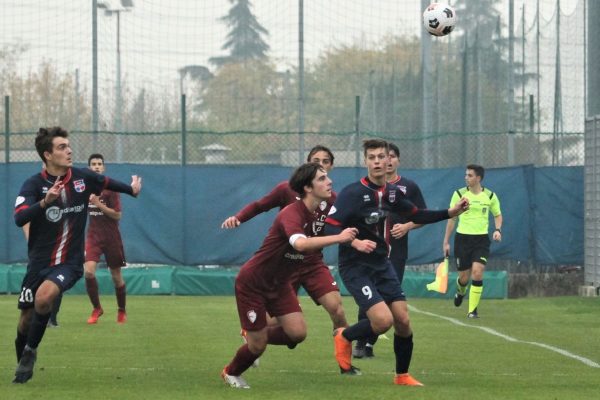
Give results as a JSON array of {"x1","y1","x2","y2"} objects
[{"x1": 454, "y1": 233, "x2": 490, "y2": 271}]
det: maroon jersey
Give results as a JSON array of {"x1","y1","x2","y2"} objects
[
  {"x1": 235, "y1": 180, "x2": 336, "y2": 266},
  {"x1": 239, "y1": 200, "x2": 318, "y2": 292},
  {"x1": 86, "y1": 190, "x2": 121, "y2": 240},
  {"x1": 235, "y1": 181, "x2": 299, "y2": 223}
]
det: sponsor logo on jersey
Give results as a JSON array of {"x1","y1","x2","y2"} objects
[
  {"x1": 247, "y1": 310, "x2": 257, "y2": 323},
  {"x1": 73, "y1": 179, "x2": 86, "y2": 193},
  {"x1": 284, "y1": 252, "x2": 304, "y2": 260},
  {"x1": 57, "y1": 274, "x2": 65, "y2": 282},
  {"x1": 363, "y1": 195, "x2": 370, "y2": 202},
  {"x1": 45, "y1": 203, "x2": 86, "y2": 223},
  {"x1": 397, "y1": 185, "x2": 407, "y2": 194},
  {"x1": 365, "y1": 210, "x2": 384, "y2": 224}
]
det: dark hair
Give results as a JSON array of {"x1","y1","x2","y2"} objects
[
  {"x1": 362, "y1": 138, "x2": 388, "y2": 157},
  {"x1": 289, "y1": 162, "x2": 324, "y2": 197},
  {"x1": 307, "y1": 145, "x2": 334, "y2": 165},
  {"x1": 35, "y1": 127, "x2": 69, "y2": 163},
  {"x1": 467, "y1": 164, "x2": 485, "y2": 180},
  {"x1": 88, "y1": 153, "x2": 104, "y2": 166},
  {"x1": 388, "y1": 142, "x2": 400, "y2": 157}
]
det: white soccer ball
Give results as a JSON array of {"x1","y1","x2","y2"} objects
[{"x1": 423, "y1": 3, "x2": 457, "y2": 37}]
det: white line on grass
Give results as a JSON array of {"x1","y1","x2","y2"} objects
[{"x1": 409, "y1": 305, "x2": 600, "y2": 368}]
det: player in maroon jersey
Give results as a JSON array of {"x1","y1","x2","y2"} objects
[
  {"x1": 83, "y1": 154, "x2": 129, "y2": 324},
  {"x1": 221, "y1": 162, "x2": 358, "y2": 389},
  {"x1": 221, "y1": 146, "x2": 354, "y2": 372}
]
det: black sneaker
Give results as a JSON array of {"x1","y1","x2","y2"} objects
[
  {"x1": 467, "y1": 308, "x2": 479, "y2": 319},
  {"x1": 352, "y1": 341, "x2": 366, "y2": 359},
  {"x1": 340, "y1": 365, "x2": 362, "y2": 375},
  {"x1": 13, "y1": 346, "x2": 37, "y2": 384},
  {"x1": 454, "y1": 293, "x2": 464, "y2": 307},
  {"x1": 364, "y1": 344, "x2": 374, "y2": 358}
]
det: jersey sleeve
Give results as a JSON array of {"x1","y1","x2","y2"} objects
[
  {"x1": 13, "y1": 177, "x2": 43, "y2": 227},
  {"x1": 449, "y1": 189, "x2": 461, "y2": 207},
  {"x1": 278, "y1": 205, "x2": 306, "y2": 239},
  {"x1": 106, "y1": 191, "x2": 122, "y2": 212},
  {"x1": 236, "y1": 181, "x2": 289, "y2": 223},
  {"x1": 387, "y1": 190, "x2": 450, "y2": 224},
  {"x1": 324, "y1": 185, "x2": 358, "y2": 234},
  {"x1": 490, "y1": 193, "x2": 501, "y2": 217},
  {"x1": 409, "y1": 181, "x2": 427, "y2": 209}
]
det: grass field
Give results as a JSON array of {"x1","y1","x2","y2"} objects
[{"x1": 1, "y1": 295, "x2": 599, "y2": 400}]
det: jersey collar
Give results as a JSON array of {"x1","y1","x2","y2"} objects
[{"x1": 41, "y1": 167, "x2": 73, "y2": 185}]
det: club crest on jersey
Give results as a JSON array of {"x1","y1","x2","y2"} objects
[
  {"x1": 247, "y1": 310, "x2": 257, "y2": 324},
  {"x1": 389, "y1": 189, "x2": 396, "y2": 202},
  {"x1": 73, "y1": 179, "x2": 86, "y2": 193}
]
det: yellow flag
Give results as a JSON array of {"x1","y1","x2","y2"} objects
[{"x1": 426, "y1": 257, "x2": 449, "y2": 293}]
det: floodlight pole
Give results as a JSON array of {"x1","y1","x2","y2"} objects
[{"x1": 298, "y1": 0, "x2": 305, "y2": 164}]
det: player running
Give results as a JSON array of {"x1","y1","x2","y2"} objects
[{"x1": 12, "y1": 127, "x2": 142, "y2": 384}]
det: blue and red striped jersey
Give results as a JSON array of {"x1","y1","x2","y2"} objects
[{"x1": 14, "y1": 167, "x2": 133, "y2": 270}]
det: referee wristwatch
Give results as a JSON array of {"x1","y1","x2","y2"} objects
[{"x1": 494, "y1": 228, "x2": 501, "y2": 233}]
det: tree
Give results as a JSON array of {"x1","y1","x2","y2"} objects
[
  {"x1": 209, "y1": 0, "x2": 269, "y2": 67},
  {"x1": 7, "y1": 62, "x2": 90, "y2": 134}
]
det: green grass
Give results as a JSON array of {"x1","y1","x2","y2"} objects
[{"x1": 1, "y1": 295, "x2": 599, "y2": 399}]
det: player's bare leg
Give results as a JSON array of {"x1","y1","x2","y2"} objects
[{"x1": 84, "y1": 261, "x2": 103, "y2": 324}]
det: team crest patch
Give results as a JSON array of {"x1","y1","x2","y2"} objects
[
  {"x1": 389, "y1": 189, "x2": 396, "y2": 202},
  {"x1": 73, "y1": 179, "x2": 86, "y2": 193},
  {"x1": 247, "y1": 310, "x2": 257, "y2": 324}
]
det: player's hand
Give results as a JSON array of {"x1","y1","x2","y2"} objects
[
  {"x1": 131, "y1": 175, "x2": 142, "y2": 196},
  {"x1": 89, "y1": 194, "x2": 101, "y2": 206},
  {"x1": 390, "y1": 223, "x2": 411, "y2": 239},
  {"x1": 338, "y1": 227, "x2": 358, "y2": 243},
  {"x1": 492, "y1": 230, "x2": 502, "y2": 242},
  {"x1": 45, "y1": 177, "x2": 64, "y2": 204},
  {"x1": 448, "y1": 197, "x2": 469, "y2": 217},
  {"x1": 221, "y1": 216, "x2": 241, "y2": 229},
  {"x1": 351, "y1": 239, "x2": 377, "y2": 254},
  {"x1": 443, "y1": 243, "x2": 450, "y2": 257}
]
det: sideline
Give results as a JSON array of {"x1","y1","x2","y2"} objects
[{"x1": 409, "y1": 305, "x2": 600, "y2": 369}]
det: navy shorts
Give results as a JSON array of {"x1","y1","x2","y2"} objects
[
  {"x1": 339, "y1": 258, "x2": 406, "y2": 312},
  {"x1": 17, "y1": 264, "x2": 83, "y2": 310},
  {"x1": 454, "y1": 233, "x2": 490, "y2": 271}
]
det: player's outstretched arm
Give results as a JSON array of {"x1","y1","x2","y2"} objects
[
  {"x1": 104, "y1": 175, "x2": 142, "y2": 197},
  {"x1": 292, "y1": 228, "x2": 358, "y2": 252}
]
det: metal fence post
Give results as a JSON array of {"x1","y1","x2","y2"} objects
[
  {"x1": 4, "y1": 96, "x2": 9, "y2": 164},
  {"x1": 4, "y1": 95, "x2": 10, "y2": 262},
  {"x1": 355, "y1": 95, "x2": 361, "y2": 167},
  {"x1": 181, "y1": 94, "x2": 186, "y2": 166}
]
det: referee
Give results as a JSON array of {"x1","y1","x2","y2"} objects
[{"x1": 442, "y1": 164, "x2": 502, "y2": 318}]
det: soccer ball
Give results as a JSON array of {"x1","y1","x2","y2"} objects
[{"x1": 423, "y1": 3, "x2": 457, "y2": 37}]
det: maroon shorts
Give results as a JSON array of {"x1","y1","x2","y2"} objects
[
  {"x1": 85, "y1": 235, "x2": 126, "y2": 269},
  {"x1": 291, "y1": 261, "x2": 340, "y2": 304},
  {"x1": 235, "y1": 269, "x2": 301, "y2": 331}
]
